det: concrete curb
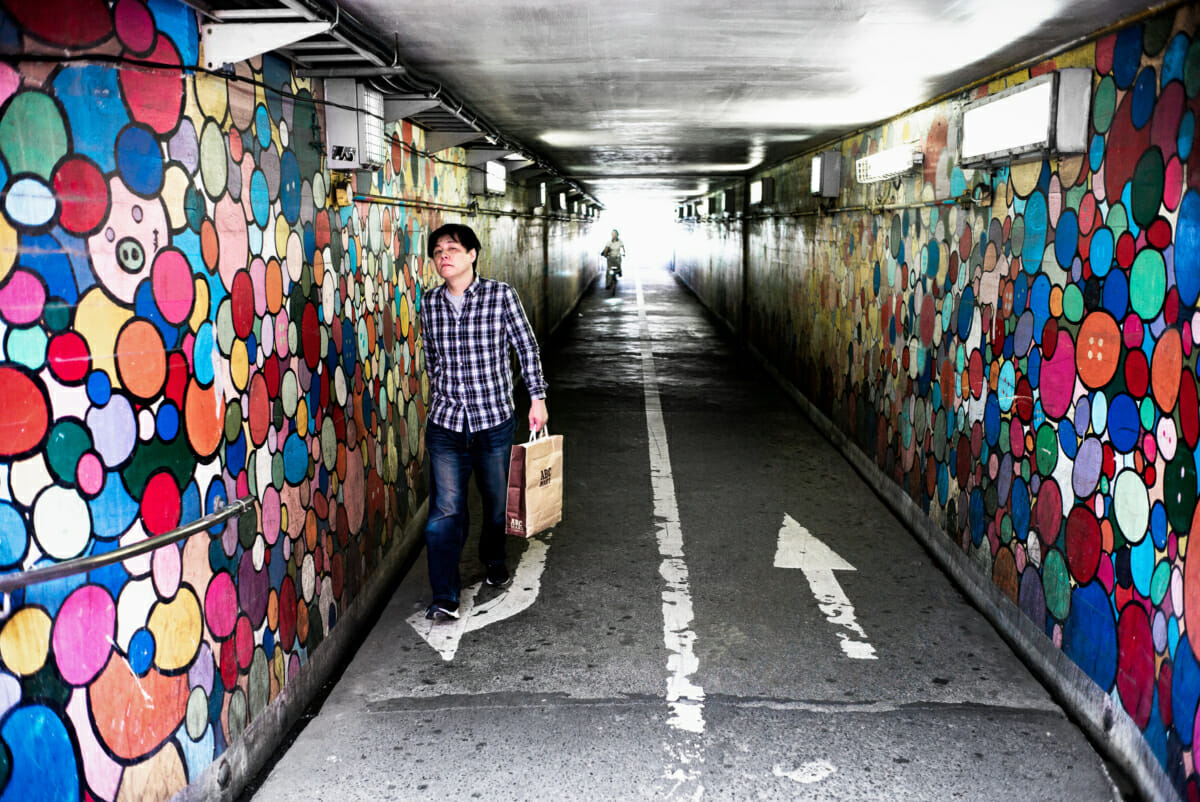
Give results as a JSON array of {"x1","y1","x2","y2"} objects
[{"x1": 173, "y1": 501, "x2": 430, "y2": 802}]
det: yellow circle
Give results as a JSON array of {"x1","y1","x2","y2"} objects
[
  {"x1": 296, "y1": 398, "x2": 308, "y2": 435},
  {"x1": 275, "y1": 217, "x2": 292, "y2": 263},
  {"x1": 147, "y1": 588, "x2": 202, "y2": 672},
  {"x1": 230, "y1": 339, "x2": 250, "y2": 390},
  {"x1": 190, "y1": 278, "x2": 210, "y2": 333},
  {"x1": 0, "y1": 608, "x2": 52, "y2": 676},
  {"x1": 399, "y1": 294, "x2": 411, "y2": 338},
  {"x1": 1049, "y1": 286, "x2": 1064, "y2": 319}
]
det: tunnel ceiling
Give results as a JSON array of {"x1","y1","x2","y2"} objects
[{"x1": 203, "y1": 0, "x2": 1159, "y2": 204}]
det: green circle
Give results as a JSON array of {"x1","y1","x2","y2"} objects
[
  {"x1": 1185, "y1": 38, "x2": 1200, "y2": 98},
  {"x1": 215, "y1": 298, "x2": 236, "y2": 354},
  {"x1": 1021, "y1": 459, "x2": 1032, "y2": 483},
  {"x1": 272, "y1": 450, "x2": 285, "y2": 490},
  {"x1": 0, "y1": 91, "x2": 68, "y2": 179},
  {"x1": 186, "y1": 687, "x2": 209, "y2": 741},
  {"x1": 1062, "y1": 283, "x2": 1085, "y2": 323},
  {"x1": 1035, "y1": 424, "x2": 1058, "y2": 476},
  {"x1": 1164, "y1": 453, "x2": 1197, "y2": 534},
  {"x1": 1130, "y1": 249, "x2": 1167, "y2": 322},
  {"x1": 1093, "y1": 76, "x2": 1117, "y2": 134},
  {"x1": 224, "y1": 400, "x2": 243, "y2": 442},
  {"x1": 1010, "y1": 215, "x2": 1025, "y2": 259},
  {"x1": 1043, "y1": 549, "x2": 1071, "y2": 621},
  {"x1": 321, "y1": 416, "x2": 337, "y2": 470},
  {"x1": 1130, "y1": 148, "x2": 1165, "y2": 230},
  {"x1": 199, "y1": 119, "x2": 229, "y2": 199},
  {"x1": 43, "y1": 300, "x2": 72, "y2": 332},
  {"x1": 249, "y1": 647, "x2": 270, "y2": 719},
  {"x1": 890, "y1": 215, "x2": 903, "y2": 259},
  {"x1": 227, "y1": 687, "x2": 247, "y2": 737},
  {"x1": 1106, "y1": 203, "x2": 1129, "y2": 241},
  {"x1": 281, "y1": 370, "x2": 299, "y2": 416},
  {"x1": 47, "y1": 420, "x2": 93, "y2": 485},
  {"x1": 1000, "y1": 513, "x2": 1014, "y2": 544},
  {"x1": 1151, "y1": 559, "x2": 1171, "y2": 606},
  {"x1": 1144, "y1": 15, "x2": 1172, "y2": 56},
  {"x1": 1139, "y1": 397, "x2": 1156, "y2": 433}
]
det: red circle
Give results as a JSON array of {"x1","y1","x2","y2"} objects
[
  {"x1": 1065, "y1": 506, "x2": 1101, "y2": 583},
  {"x1": 248, "y1": 373, "x2": 270, "y2": 447},
  {"x1": 140, "y1": 471, "x2": 181, "y2": 536},
  {"x1": 230, "y1": 270, "x2": 255, "y2": 339},
  {"x1": 235, "y1": 615, "x2": 254, "y2": 670},
  {"x1": 54, "y1": 157, "x2": 108, "y2": 235},
  {"x1": 1035, "y1": 478, "x2": 1062, "y2": 546},
  {"x1": 1116, "y1": 605, "x2": 1155, "y2": 729},
  {"x1": 1180, "y1": 369, "x2": 1199, "y2": 449},
  {"x1": 1124, "y1": 349, "x2": 1150, "y2": 398},
  {"x1": 114, "y1": 0, "x2": 155, "y2": 55},
  {"x1": 0, "y1": 367, "x2": 50, "y2": 458},
  {"x1": 1116, "y1": 231, "x2": 1137, "y2": 268},
  {"x1": 968, "y1": 350, "x2": 984, "y2": 399},
  {"x1": 47, "y1": 331, "x2": 91, "y2": 383},
  {"x1": 1147, "y1": 217, "x2": 1173, "y2": 250},
  {"x1": 278, "y1": 576, "x2": 297, "y2": 650},
  {"x1": 302, "y1": 303, "x2": 321, "y2": 370},
  {"x1": 219, "y1": 636, "x2": 238, "y2": 690}
]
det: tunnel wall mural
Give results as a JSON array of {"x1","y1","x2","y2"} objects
[
  {"x1": 676, "y1": 4, "x2": 1200, "y2": 794},
  {"x1": 0, "y1": 1, "x2": 591, "y2": 800}
]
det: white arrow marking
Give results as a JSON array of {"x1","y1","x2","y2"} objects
[
  {"x1": 406, "y1": 534, "x2": 552, "y2": 661},
  {"x1": 774, "y1": 514, "x2": 876, "y2": 660},
  {"x1": 773, "y1": 761, "x2": 837, "y2": 784}
]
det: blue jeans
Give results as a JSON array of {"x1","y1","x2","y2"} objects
[{"x1": 424, "y1": 416, "x2": 516, "y2": 603}]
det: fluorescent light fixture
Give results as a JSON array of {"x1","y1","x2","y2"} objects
[
  {"x1": 811, "y1": 151, "x2": 841, "y2": 197},
  {"x1": 468, "y1": 160, "x2": 506, "y2": 196},
  {"x1": 855, "y1": 143, "x2": 923, "y2": 184},
  {"x1": 749, "y1": 180, "x2": 762, "y2": 205},
  {"x1": 960, "y1": 69, "x2": 1091, "y2": 166}
]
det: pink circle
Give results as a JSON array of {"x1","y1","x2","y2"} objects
[
  {"x1": 235, "y1": 615, "x2": 254, "y2": 669},
  {"x1": 152, "y1": 542, "x2": 182, "y2": 599},
  {"x1": 250, "y1": 257, "x2": 269, "y2": 316},
  {"x1": 1164, "y1": 156, "x2": 1184, "y2": 213},
  {"x1": 151, "y1": 249, "x2": 195, "y2": 325},
  {"x1": 262, "y1": 486, "x2": 281, "y2": 545},
  {"x1": 53, "y1": 585, "x2": 116, "y2": 686},
  {"x1": 117, "y1": 37, "x2": 183, "y2": 135},
  {"x1": 1039, "y1": 331, "x2": 1076, "y2": 420},
  {"x1": 0, "y1": 269, "x2": 47, "y2": 326},
  {"x1": 204, "y1": 571, "x2": 237, "y2": 639},
  {"x1": 1143, "y1": 433, "x2": 1157, "y2": 463},
  {"x1": 76, "y1": 452, "x2": 104, "y2": 496}
]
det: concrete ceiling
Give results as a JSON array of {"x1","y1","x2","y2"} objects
[{"x1": 209, "y1": 0, "x2": 1162, "y2": 204}]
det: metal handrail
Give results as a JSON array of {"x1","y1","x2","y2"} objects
[{"x1": 0, "y1": 496, "x2": 255, "y2": 595}]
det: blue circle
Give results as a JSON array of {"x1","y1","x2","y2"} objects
[
  {"x1": 1181, "y1": 110, "x2": 1195, "y2": 161},
  {"x1": 1131, "y1": 67, "x2": 1158, "y2": 129},
  {"x1": 226, "y1": 430, "x2": 246, "y2": 475},
  {"x1": 193, "y1": 322, "x2": 216, "y2": 385},
  {"x1": 255, "y1": 104, "x2": 272, "y2": 149},
  {"x1": 1029, "y1": 274, "x2": 1052, "y2": 342},
  {"x1": 1163, "y1": 33, "x2": 1189, "y2": 87},
  {"x1": 925, "y1": 240, "x2": 940, "y2": 278},
  {"x1": 156, "y1": 402, "x2": 179, "y2": 441},
  {"x1": 2, "y1": 706, "x2": 80, "y2": 802},
  {"x1": 1089, "y1": 133, "x2": 1106, "y2": 173},
  {"x1": 1102, "y1": 268, "x2": 1129, "y2": 317},
  {"x1": 957, "y1": 286, "x2": 975, "y2": 340},
  {"x1": 1011, "y1": 477, "x2": 1030, "y2": 540},
  {"x1": 1173, "y1": 635, "x2": 1200, "y2": 745},
  {"x1": 283, "y1": 432, "x2": 309, "y2": 483},
  {"x1": 1055, "y1": 209, "x2": 1078, "y2": 268},
  {"x1": 1151, "y1": 501, "x2": 1168, "y2": 549},
  {"x1": 116, "y1": 123, "x2": 164, "y2": 196},
  {"x1": 0, "y1": 501, "x2": 28, "y2": 567},
  {"x1": 1058, "y1": 423, "x2": 1079, "y2": 459},
  {"x1": 86, "y1": 370, "x2": 112, "y2": 405},
  {"x1": 1089, "y1": 227, "x2": 1114, "y2": 277},
  {"x1": 128, "y1": 628, "x2": 156, "y2": 676},
  {"x1": 984, "y1": 395, "x2": 1000, "y2": 446},
  {"x1": 250, "y1": 170, "x2": 270, "y2": 228},
  {"x1": 1106, "y1": 393, "x2": 1141, "y2": 453},
  {"x1": 1074, "y1": 395, "x2": 1092, "y2": 437},
  {"x1": 969, "y1": 489, "x2": 985, "y2": 545},
  {"x1": 1021, "y1": 192, "x2": 1048, "y2": 269},
  {"x1": 280, "y1": 150, "x2": 301, "y2": 224},
  {"x1": 1176, "y1": 190, "x2": 1200, "y2": 306},
  {"x1": 1063, "y1": 581, "x2": 1118, "y2": 691},
  {"x1": 1112, "y1": 26, "x2": 1144, "y2": 89}
]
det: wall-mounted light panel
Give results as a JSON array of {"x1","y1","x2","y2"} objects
[
  {"x1": 749, "y1": 176, "x2": 775, "y2": 205},
  {"x1": 325, "y1": 79, "x2": 386, "y2": 170},
  {"x1": 811, "y1": 151, "x2": 841, "y2": 197},
  {"x1": 959, "y1": 69, "x2": 1091, "y2": 167},
  {"x1": 855, "y1": 143, "x2": 923, "y2": 184}
]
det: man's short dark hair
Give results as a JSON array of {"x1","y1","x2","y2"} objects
[{"x1": 427, "y1": 223, "x2": 481, "y2": 267}]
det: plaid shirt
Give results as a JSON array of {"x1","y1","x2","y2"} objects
[{"x1": 419, "y1": 276, "x2": 547, "y2": 432}]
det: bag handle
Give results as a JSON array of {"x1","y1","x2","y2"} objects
[{"x1": 527, "y1": 427, "x2": 551, "y2": 442}]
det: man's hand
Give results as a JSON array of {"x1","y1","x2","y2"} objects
[{"x1": 529, "y1": 398, "x2": 549, "y2": 433}]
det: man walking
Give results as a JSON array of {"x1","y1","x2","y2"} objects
[{"x1": 418, "y1": 223, "x2": 549, "y2": 621}]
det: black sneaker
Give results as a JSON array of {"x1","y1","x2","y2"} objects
[
  {"x1": 425, "y1": 599, "x2": 460, "y2": 620},
  {"x1": 486, "y1": 563, "x2": 512, "y2": 587}
]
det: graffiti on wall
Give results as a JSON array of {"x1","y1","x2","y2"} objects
[
  {"x1": 684, "y1": 6, "x2": 1200, "y2": 794},
  {"x1": 0, "y1": 0, "x2": 468, "y2": 798}
]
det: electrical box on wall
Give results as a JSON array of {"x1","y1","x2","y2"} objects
[{"x1": 325, "y1": 79, "x2": 386, "y2": 170}]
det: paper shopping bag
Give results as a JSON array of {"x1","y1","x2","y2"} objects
[{"x1": 505, "y1": 429, "x2": 564, "y2": 538}]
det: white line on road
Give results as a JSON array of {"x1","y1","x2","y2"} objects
[{"x1": 636, "y1": 275, "x2": 706, "y2": 735}]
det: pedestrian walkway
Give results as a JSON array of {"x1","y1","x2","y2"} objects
[{"x1": 247, "y1": 266, "x2": 1122, "y2": 800}]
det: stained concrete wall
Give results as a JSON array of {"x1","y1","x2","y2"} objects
[
  {"x1": 0, "y1": 2, "x2": 592, "y2": 799},
  {"x1": 675, "y1": 5, "x2": 1200, "y2": 796}
]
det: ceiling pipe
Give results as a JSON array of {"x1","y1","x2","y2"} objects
[{"x1": 275, "y1": 0, "x2": 601, "y2": 207}]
